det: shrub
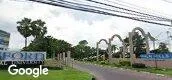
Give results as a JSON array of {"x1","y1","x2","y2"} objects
[
  {"x1": 112, "y1": 63, "x2": 122, "y2": 67},
  {"x1": 119, "y1": 61, "x2": 131, "y2": 67},
  {"x1": 132, "y1": 63, "x2": 146, "y2": 68},
  {"x1": 100, "y1": 61, "x2": 109, "y2": 65}
]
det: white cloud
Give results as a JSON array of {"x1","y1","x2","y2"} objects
[{"x1": 0, "y1": 0, "x2": 172, "y2": 51}]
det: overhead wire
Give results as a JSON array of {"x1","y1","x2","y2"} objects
[
  {"x1": 70, "y1": 0, "x2": 170, "y2": 21},
  {"x1": 105, "y1": 0, "x2": 172, "y2": 19},
  {"x1": 27, "y1": 0, "x2": 171, "y2": 26},
  {"x1": 49, "y1": 0, "x2": 168, "y2": 21},
  {"x1": 85, "y1": 0, "x2": 172, "y2": 22}
]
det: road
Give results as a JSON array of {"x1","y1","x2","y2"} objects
[{"x1": 72, "y1": 62, "x2": 172, "y2": 80}]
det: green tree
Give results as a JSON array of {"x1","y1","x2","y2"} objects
[
  {"x1": 150, "y1": 42, "x2": 169, "y2": 54},
  {"x1": 23, "y1": 36, "x2": 72, "y2": 58},
  {"x1": 123, "y1": 32, "x2": 146, "y2": 58},
  {"x1": 72, "y1": 40, "x2": 96, "y2": 60},
  {"x1": 31, "y1": 19, "x2": 47, "y2": 38},
  {"x1": 133, "y1": 32, "x2": 146, "y2": 58},
  {"x1": 17, "y1": 18, "x2": 47, "y2": 48},
  {"x1": 111, "y1": 44, "x2": 118, "y2": 53},
  {"x1": 17, "y1": 18, "x2": 32, "y2": 47},
  {"x1": 157, "y1": 42, "x2": 169, "y2": 53},
  {"x1": 79, "y1": 40, "x2": 88, "y2": 46}
]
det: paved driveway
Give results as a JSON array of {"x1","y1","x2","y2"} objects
[{"x1": 72, "y1": 62, "x2": 172, "y2": 80}]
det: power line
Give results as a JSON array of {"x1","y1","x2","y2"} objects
[
  {"x1": 162, "y1": 0, "x2": 172, "y2": 3},
  {"x1": 85, "y1": 0, "x2": 171, "y2": 22},
  {"x1": 105, "y1": 0, "x2": 172, "y2": 19},
  {"x1": 28, "y1": 0, "x2": 171, "y2": 27},
  {"x1": 49, "y1": 0, "x2": 168, "y2": 21},
  {"x1": 83, "y1": 0, "x2": 171, "y2": 21}
]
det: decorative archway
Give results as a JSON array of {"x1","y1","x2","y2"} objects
[
  {"x1": 147, "y1": 32, "x2": 156, "y2": 49},
  {"x1": 129, "y1": 27, "x2": 152, "y2": 65},
  {"x1": 108, "y1": 34, "x2": 126, "y2": 62},
  {"x1": 96, "y1": 39, "x2": 109, "y2": 61}
]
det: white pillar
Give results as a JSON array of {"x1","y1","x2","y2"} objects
[
  {"x1": 129, "y1": 32, "x2": 134, "y2": 66},
  {"x1": 57, "y1": 53, "x2": 60, "y2": 60},
  {"x1": 122, "y1": 42, "x2": 126, "y2": 59},
  {"x1": 60, "y1": 53, "x2": 62, "y2": 60},
  {"x1": 108, "y1": 38, "x2": 112, "y2": 63},
  {"x1": 63, "y1": 52, "x2": 66, "y2": 65},
  {"x1": 145, "y1": 34, "x2": 150, "y2": 54},
  {"x1": 67, "y1": 51, "x2": 71, "y2": 66},
  {"x1": 96, "y1": 42, "x2": 99, "y2": 61}
]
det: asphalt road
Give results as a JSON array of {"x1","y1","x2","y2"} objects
[{"x1": 72, "y1": 62, "x2": 172, "y2": 80}]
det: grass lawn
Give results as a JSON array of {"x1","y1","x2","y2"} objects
[
  {"x1": 0, "y1": 67, "x2": 93, "y2": 80},
  {"x1": 133, "y1": 67, "x2": 172, "y2": 76}
]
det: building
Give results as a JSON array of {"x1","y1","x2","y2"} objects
[{"x1": 0, "y1": 30, "x2": 10, "y2": 50}]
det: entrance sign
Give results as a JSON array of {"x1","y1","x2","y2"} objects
[
  {"x1": 0, "y1": 30, "x2": 10, "y2": 50},
  {"x1": 0, "y1": 50, "x2": 46, "y2": 61},
  {"x1": 140, "y1": 53, "x2": 172, "y2": 60}
]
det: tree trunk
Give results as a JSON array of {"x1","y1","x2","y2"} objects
[{"x1": 25, "y1": 37, "x2": 27, "y2": 47}]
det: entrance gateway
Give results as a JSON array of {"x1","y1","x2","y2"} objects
[
  {"x1": 0, "y1": 29, "x2": 48, "y2": 78},
  {"x1": 0, "y1": 29, "x2": 46, "y2": 65}
]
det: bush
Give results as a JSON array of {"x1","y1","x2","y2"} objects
[
  {"x1": 112, "y1": 63, "x2": 122, "y2": 67},
  {"x1": 119, "y1": 61, "x2": 131, "y2": 67},
  {"x1": 100, "y1": 61, "x2": 109, "y2": 65},
  {"x1": 132, "y1": 63, "x2": 146, "y2": 68}
]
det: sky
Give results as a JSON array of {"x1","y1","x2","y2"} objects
[{"x1": 0, "y1": 0, "x2": 172, "y2": 51}]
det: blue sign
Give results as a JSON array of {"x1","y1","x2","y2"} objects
[
  {"x1": 140, "y1": 53, "x2": 172, "y2": 60},
  {"x1": 0, "y1": 30, "x2": 10, "y2": 46},
  {"x1": 0, "y1": 50, "x2": 46, "y2": 61}
]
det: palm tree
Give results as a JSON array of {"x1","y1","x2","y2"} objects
[
  {"x1": 17, "y1": 18, "x2": 32, "y2": 47},
  {"x1": 79, "y1": 40, "x2": 88, "y2": 46},
  {"x1": 111, "y1": 45, "x2": 118, "y2": 53},
  {"x1": 31, "y1": 19, "x2": 47, "y2": 38}
]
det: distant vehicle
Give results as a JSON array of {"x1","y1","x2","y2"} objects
[{"x1": 0, "y1": 30, "x2": 10, "y2": 50}]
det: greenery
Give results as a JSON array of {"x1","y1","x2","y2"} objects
[
  {"x1": 132, "y1": 63, "x2": 146, "y2": 68},
  {"x1": 133, "y1": 67, "x2": 172, "y2": 76},
  {"x1": 123, "y1": 32, "x2": 146, "y2": 58},
  {"x1": 17, "y1": 18, "x2": 32, "y2": 47},
  {"x1": 17, "y1": 18, "x2": 72, "y2": 58},
  {"x1": 119, "y1": 61, "x2": 131, "y2": 67},
  {"x1": 150, "y1": 42, "x2": 170, "y2": 53},
  {"x1": 16, "y1": 18, "x2": 171, "y2": 64},
  {"x1": 0, "y1": 67, "x2": 93, "y2": 80},
  {"x1": 24, "y1": 36, "x2": 72, "y2": 58},
  {"x1": 17, "y1": 18, "x2": 47, "y2": 47},
  {"x1": 99, "y1": 61, "x2": 109, "y2": 65},
  {"x1": 71, "y1": 40, "x2": 97, "y2": 60}
]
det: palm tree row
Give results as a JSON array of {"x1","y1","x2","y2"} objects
[{"x1": 17, "y1": 17, "x2": 47, "y2": 47}]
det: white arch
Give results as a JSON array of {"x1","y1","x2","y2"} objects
[
  {"x1": 130, "y1": 27, "x2": 150, "y2": 54},
  {"x1": 129, "y1": 27, "x2": 150, "y2": 66},
  {"x1": 96, "y1": 39, "x2": 109, "y2": 61},
  {"x1": 109, "y1": 34, "x2": 126, "y2": 60},
  {"x1": 110, "y1": 34, "x2": 124, "y2": 43},
  {"x1": 97, "y1": 39, "x2": 109, "y2": 44},
  {"x1": 132, "y1": 27, "x2": 147, "y2": 37},
  {"x1": 147, "y1": 32, "x2": 156, "y2": 49}
]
